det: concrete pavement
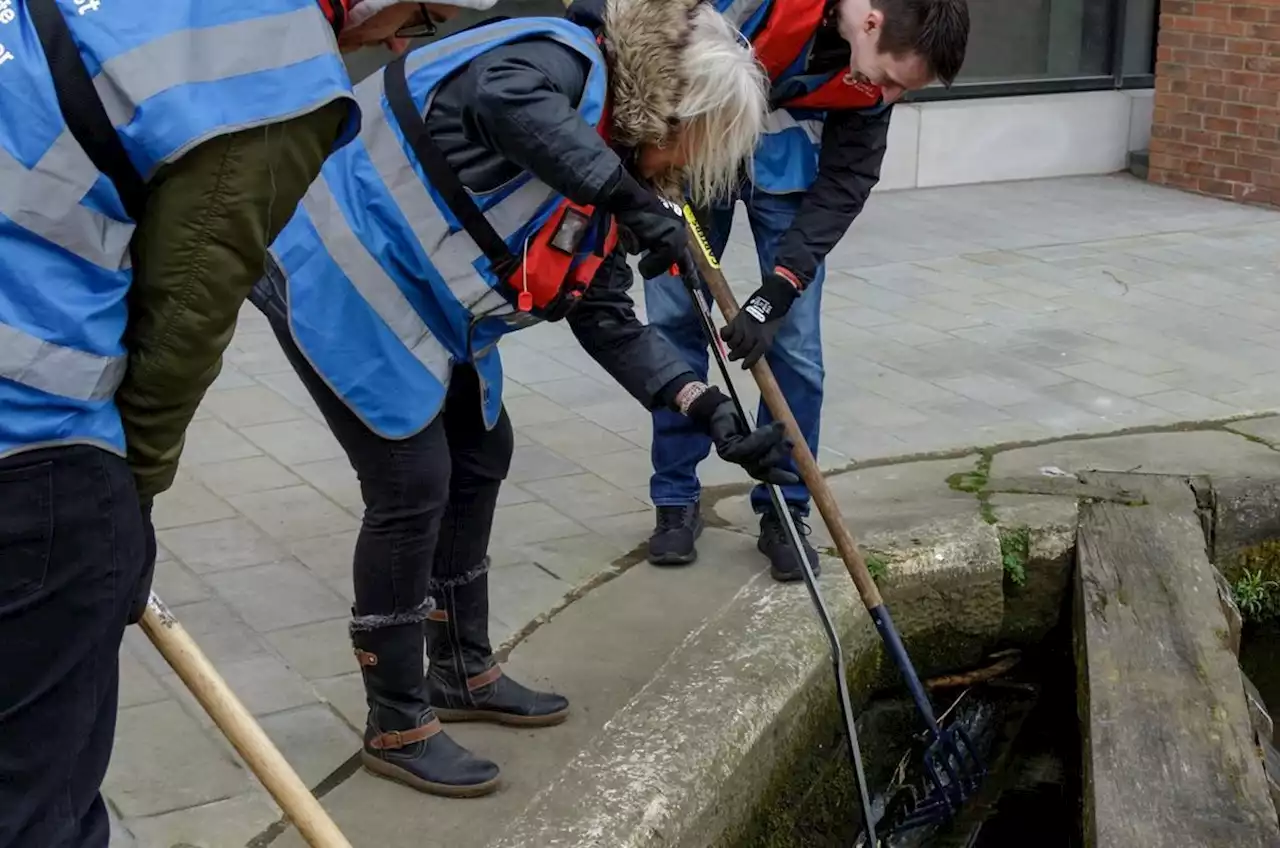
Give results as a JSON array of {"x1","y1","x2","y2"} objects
[{"x1": 105, "y1": 173, "x2": 1280, "y2": 845}]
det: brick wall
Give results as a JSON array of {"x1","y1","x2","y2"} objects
[{"x1": 1149, "y1": 1, "x2": 1280, "y2": 205}]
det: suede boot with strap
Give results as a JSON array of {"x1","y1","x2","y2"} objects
[
  {"x1": 426, "y1": 557, "x2": 570, "y2": 727},
  {"x1": 352, "y1": 619, "x2": 500, "y2": 797}
]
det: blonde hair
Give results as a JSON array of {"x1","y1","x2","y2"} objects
[{"x1": 676, "y1": 6, "x2": 769, "y2": 206}]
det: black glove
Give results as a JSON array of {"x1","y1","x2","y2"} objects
[
  {"x1": 720, "y1": 270, "x2": 801, "y2": 369},
  {"x1": 599, "y1": 165, "x2": 688, "y2": 279},
  {"x1": 687, "y1": 387, "x2": 799, "y2": 486},
  {"x1": 127, "y1": 496, "x2": 158, "y2": 625}
]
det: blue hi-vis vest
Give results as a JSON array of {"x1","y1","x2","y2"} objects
[
  {"x1": 269, "y1": 17, "x2": 608, "y2": 440},
  {"x1": 0, "y1": 0, "x2": 357, "y2": 461},
  {"x1": 718, "y1": 0, "x2": 890, "y2": 195}
]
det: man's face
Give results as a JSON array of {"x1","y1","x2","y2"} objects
[
  {"x1": 337, "y1": 3, "x2": 460, "y2": 55},
  {"x1": 835, "y1": 0, "x2": 934, "y2": 104}
]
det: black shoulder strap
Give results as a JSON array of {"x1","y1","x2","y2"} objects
[
  {"x1": 383, "y1": 52, "x2": 516, "y2": 274},
  {"x1": 28, "y1": 0, "x2": 148, "y2": 221}
]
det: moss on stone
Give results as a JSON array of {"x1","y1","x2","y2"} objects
[{"x1": 1000, "y1": 526, "x2": 1031, "y2": 588}]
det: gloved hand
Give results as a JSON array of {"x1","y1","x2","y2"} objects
[
  {"x1": 720, "y1": 270, "x2": 801, "y2": 369},
  {"x1": 686, "y1": 386, "x2": 799, "y2": 486},
  {"x1": 599, "y1": 165, "x2": 688, "y2": 279},
  {"x1": 127, "y1": 496, "x2": 158, "y2": 625}
]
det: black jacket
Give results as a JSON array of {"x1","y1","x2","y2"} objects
[
  {"x1": 771, "y1": 21, "x2": 892, "y2": 288},
  {"x1": 424, "y1": 8, "x2": 696, "y2": 410}
]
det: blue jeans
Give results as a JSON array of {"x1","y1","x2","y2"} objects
[{"x1": 645, "y1": 189, "x2": 825, "y2": 517}]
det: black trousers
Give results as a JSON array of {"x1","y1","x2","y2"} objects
[
  {"x1": 256, "y1": 283, "x2": 514, "y2": 619},
  {"x1": 0, "y1": 445, "x2": 147, "y2": 848}
]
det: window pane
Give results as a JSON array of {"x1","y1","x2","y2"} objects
[
  {"x1": 955, "y1": 0, "x2": 1117, "y2": 83},
  {"x1": 1122, "y1": 0, "x2": 1158, "y2": 76}
]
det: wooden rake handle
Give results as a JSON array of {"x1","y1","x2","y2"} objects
[
  {"x1": 139, "y1": 593, "x2": 352, "y2": 848},
  {"x1": 679, "y1": 207, "x2": 884, "y2": 611}
]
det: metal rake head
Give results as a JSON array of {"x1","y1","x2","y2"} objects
[{"x1": 886, "y1": 723, "x2": 986, "y2": 836}]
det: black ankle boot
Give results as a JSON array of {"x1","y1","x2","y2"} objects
[
  {"x1": 352, "y1": 620, "x2": 500, "y2": 797},
  {"x1": 426, "y1": 558, "x2": 570, "y2": 727}
]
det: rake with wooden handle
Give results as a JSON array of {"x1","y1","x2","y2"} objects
[
  {"x1": 677, "y1": 205, "x2": 985, "y2": 839},
  {"x1": 139, "y1": 593, "x2": 352, "y2": 848}
]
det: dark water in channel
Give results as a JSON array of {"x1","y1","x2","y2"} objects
[{"x1": 1240, "y1": 621, "x2": 1280, "y2": 745}]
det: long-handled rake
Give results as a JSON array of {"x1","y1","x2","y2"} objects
[
  {"x1": 675, "y1": 205, "x2": 987, "y2": 841},
  {"x1": 672, "y1": 254, "x2": 880, "y2": 845}
]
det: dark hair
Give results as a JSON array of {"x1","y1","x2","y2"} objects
[{"x1": 871, "y1": 0, "x2": 970, "y2": 87}]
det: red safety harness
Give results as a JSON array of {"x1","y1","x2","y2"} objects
[
  {"x1": 751, "y1": 0, "x2": 882, "y2": 111},
  {"x1": 384, "y1": 36, "x2": 618, "y2": 324}
]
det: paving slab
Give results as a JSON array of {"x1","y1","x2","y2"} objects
[
  {"x1": 990, "y1": 429, "x2": 1280, "y2": 480},
  {"x1": 270, "y1": 528, "x2": 768, "y2": 848}
]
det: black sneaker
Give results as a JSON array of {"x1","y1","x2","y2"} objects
[
  {"x1": 758, "y1": 509, "x2": 821, "y2": 583},
  {"x1": 648, "y1": 503, "x2": 703, "y2": 566}
]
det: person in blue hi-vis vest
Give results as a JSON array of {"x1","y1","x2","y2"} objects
[
  {"x1": 643, "y1": 0, "x2": 971, "y2": 581},
  {"x1": 0, "y1": 1, "x2": 488, "y2": 844},
  {"x1": 247, "y1": 0, "x2": 789, "y2": 798}
]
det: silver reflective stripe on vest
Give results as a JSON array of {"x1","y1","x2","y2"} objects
[
  {"x1": 299, "y1": 176, "x2": 454, "y2": 381},
  {"x1": 354, "y1": 74, "x2": 556, "y2": 322},
  {"x1": 0, "y1": 321, "x2": 125, "y2": 403},
  {"x1": 721, "y1": 0, "x2": 766, "y2": 29},
  {"x1": 763, "y1": 109, "x2": 823, "y2": 144},
  {"x1": 93, "y1": 7, "x2": 339, "y2": 130},
  {"x1": 1, "y1": 130, "x2": 133, "y2": 271}
]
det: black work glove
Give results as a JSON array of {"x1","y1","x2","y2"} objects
[
  {"x1": 127, "y1": 496, "x2": 158, "y2": 625},
  {"x1": 599, "y1": 165, "x2": 688, "y2": 279},
  {"x1": 687, "y1": 387, "x2": 799, "y2": 486},
  {"x1": 720, "y1": 270, "x2": 801, "y2": 369}
]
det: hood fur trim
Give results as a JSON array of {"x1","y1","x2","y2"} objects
[{"x1": 601, "y1": 0, "x2": 702, "y2": 152}]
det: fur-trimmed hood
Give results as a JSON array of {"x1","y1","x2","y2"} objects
[{"x1": 567, "y1": 0, "x2": 702, "y2": 152}]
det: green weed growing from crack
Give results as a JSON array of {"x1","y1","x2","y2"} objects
[
  {"x1": 1000, "y1": 526, "x2": 1031, "y2": 587},
  {"x1": 1234, "y1": 569, "x2": 1280, "y2": 623}
]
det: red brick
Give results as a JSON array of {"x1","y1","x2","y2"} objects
[
  {"x1": 1204, "y1": 83, "x2": 1239, "y2": 101},
  {"x1": 1244, "y1": 88, "x2": 1280, "y2": 108},
  {"x1": 1148, "y1": 152, "x2": 1183, "y2": 172},
  {"x1": 1221, "y1": 133, "x2": 1257, "y2": 151},
  {"x1": 1245, "y1": 56, "x2": 1280, "y2": 74},
  {"x1": 1237, "y1": 39, "x2": 1267, "y2": 56},
  {"x1": 1190, "y1": 33, "x2": 1228, "y2": 51},
  {"x1": 1188, "y1": 97, "x2": 1224, "y2": 115},
  {"x1": 1206, "y1": 115, "x2": 1240, "y2": 133},
  {"x1": 1218, "y1": 165, "x2": 1255, "y2": 182},
  {"x1": 1195, "y1": 2, "x2": 1229, "y2": 20},
  {"x1": 1163, "y1": 13, "x2": 1211, "y2": 32},
  {"x1": 1188, "y1": 128, "x2": 1220, "y2": 147},
  {"x1": 1256, "y1": 138, "x2": 1280, "y2": 155},
  {"x1": 1226, "y1": 70, "x2": 1263, "y2": 88},
  {"x1": 1227, "y1": 103, "x2": 1263, "y2": 120},
  {"x1": 1231, "y1": 6, "x2": 1270, "y2": 24},
  {"x1": 1163, "y1": 1, "x2": 1194, "y2": 15},
  {"x1": 1249, "y1": 23, "x2": 1280, "y2": 41},
  {"x1": 1203, "y1": 146, "x2": 1238, "y2": 166},
  {"x1": 1177, "y1": 79, "x2": 1210, "y2": 97},
  {"x1": 1188, "y1": 65, "x2": 1226, "y2": 83},
  {"x1": 1188, "y1": 159, "x2": 1218, "y2": 178},
  {"x1": 1199, "y1": 177, "x2": 1238, "y2": 197},
  {"x1": 1209, "y1": 19, "x2": 1248, "y2": 38},
  {"x1": 1208, "y1": 51, "x2": 1246, "y2": 71},
  {"x1": 1163, "y1": 170, "x2": 1200, "y2": 191},
  {"x1": 1239, "y1": 152, "x2": 1273, "y2": 171}
]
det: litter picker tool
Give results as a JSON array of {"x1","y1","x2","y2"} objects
[
  {"x1": 140, "y1": 594, "x2": 353, "y2": 848},
  {"x1": 676, "y1": 205, "x2": 986, "y2": 840},
  {"x1": 671, "y1": 253, "x2": 879, "y2": 846}
]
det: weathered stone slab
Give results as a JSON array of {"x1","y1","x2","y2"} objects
[
  {"x1": 1075, "y1": 478, "x2": 1280, "y2": 847},
  {"x1": 1244, "y1": 673, "x2": 1274, "y2": 748}
]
